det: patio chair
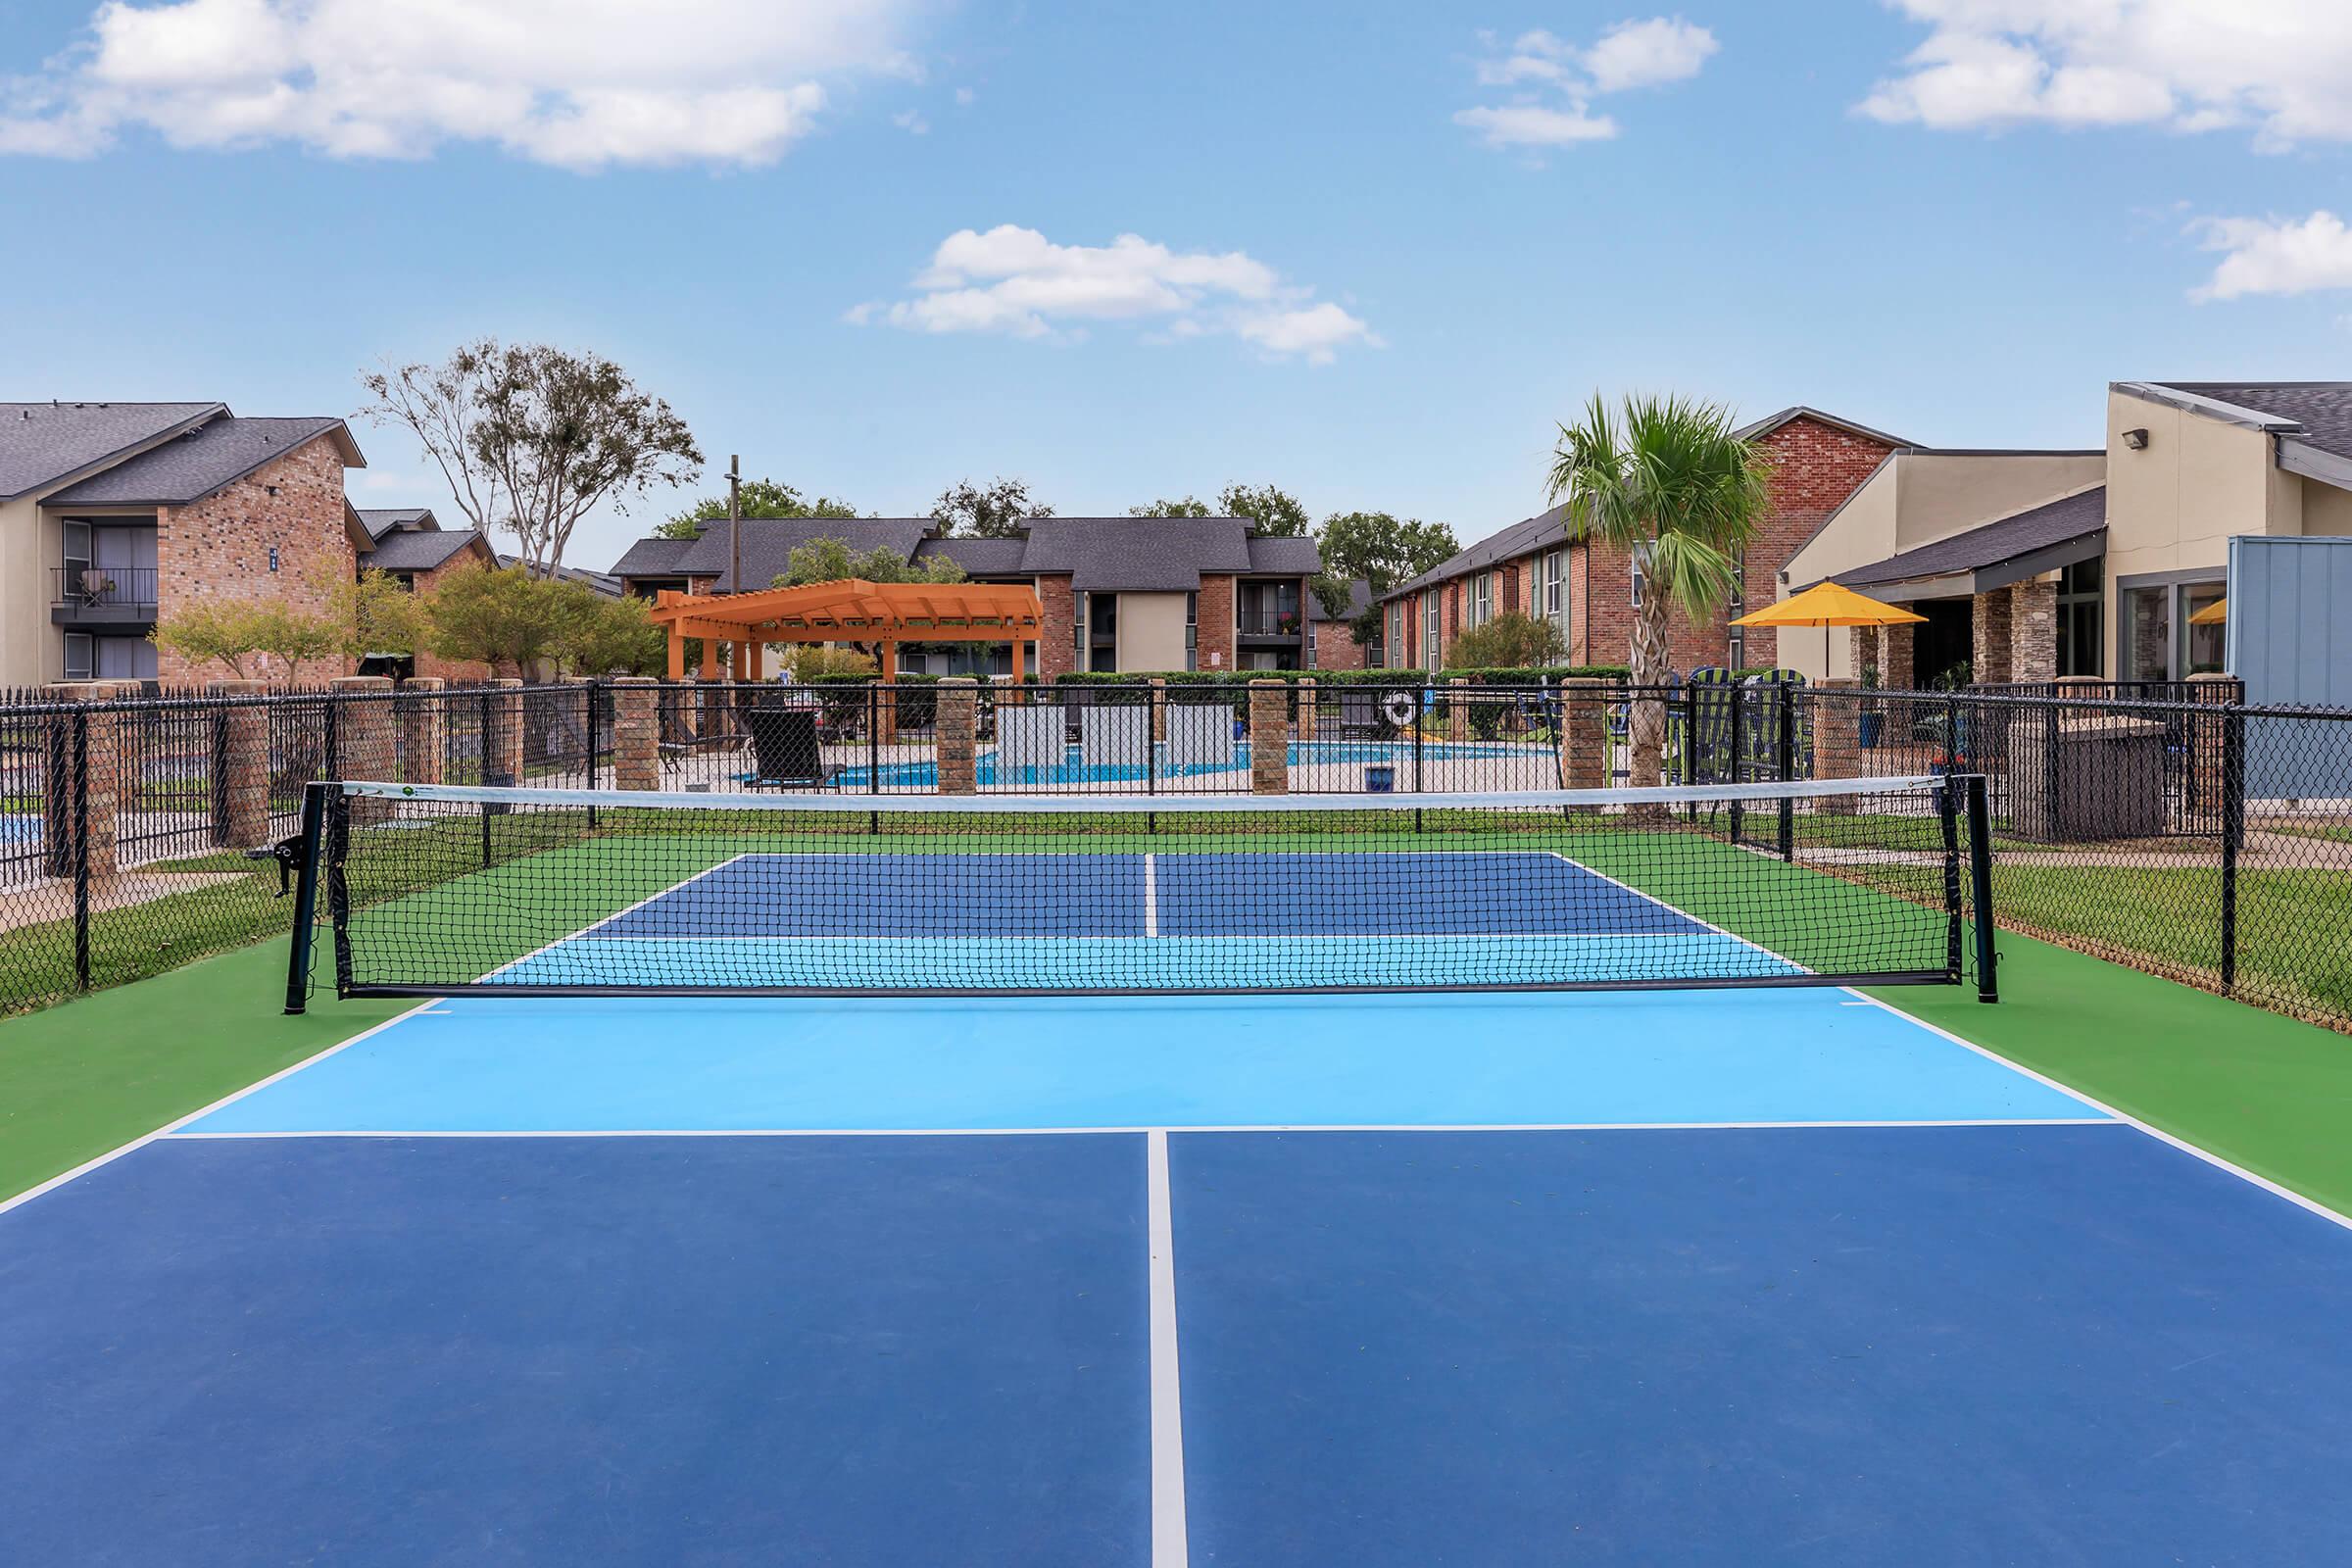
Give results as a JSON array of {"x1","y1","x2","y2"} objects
[
  {"x1": 1338, "y1": 688, "x2": 1382, "y2": 738},
  {"x1": 744, "y1": 708, "x2": 838, "y2": 789}
]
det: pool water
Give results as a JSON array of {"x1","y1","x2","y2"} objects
[{"x1": 831, "y1": 740, "x2": 1531, "y2": 791}]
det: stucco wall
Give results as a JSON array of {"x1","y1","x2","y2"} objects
[
  {"x1": 0, "y1": 494, "x2": 43, "y2": 686},
  {"x1": 2102, "y1": 390, "x2": 2283, "y2": 581},
  {"x1": 1115, "y1": 590, "x2": 1190, "y2": 671}
]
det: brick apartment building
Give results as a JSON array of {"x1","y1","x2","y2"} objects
[
  {"x1": 612, "y1": 514, "x2": 1373, "y2": 675},
  {"x1": 0, "y1": 400, "x2": 497, "y2": 688},
  {"x1": 356, "y1": 508, "x2": 499, "y2": 683},
  {"x1": 1379, "y1": 408, "x2": 1906, "y2": 673}
]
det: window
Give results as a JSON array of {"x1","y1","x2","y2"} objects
[
  {"x1": 2119, "y1": 576, "x2": 2224, "y2": 682},
  {"x1": 2121, "y1": 585, "x2": 2168, "y2": 682},
  {"x1": 1726, "y1": 562, "x2": 1745, "y2": 669},
  {"x1": 1185, "y1": 591, "x2": 1198, "y2": 672},
  {"x1": 1629, "y1": 542, "x2": 1650, "y2": 609},
  {"x1": 63, "y1": 631, "x2": 93, "y2": 681},
  {"x1": 1540, "y1": 549, "x2": 1565, "y2": 622},
  {"x1": 1467, "y1": 571, "x2": 1494, "y2": 628},
  {"x1": 1385, "y1": 602, "x2": 1405, "y2": 668},
  {"x1": 2180, "y1": 581, "x2": 2227, "y2": 676},
  {"x1": 2057, "y1": 558, "x2": 2102, "y2": 677},
  {"x1": 1304, "y1": 622, "x2": 1318, "y2": 668},
  {"x1": 1422, "y1": 593, "x2": 1441, "y2": 666},
  {"x1": 62, "y1": 632, "x2": 155, "y2": 681}
]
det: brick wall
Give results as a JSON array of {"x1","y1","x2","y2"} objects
[
  {"x1": 1037, "y1": 575, "x2": 1076, "y2": 679},
  {"x1": 154, "y1": 433, "x2": 355, "y2": 685},
  {"x1": 1312, "y1": 620, "x2": 1367, "y2": 670},
  {"x1": 1196, "y1": 573, "x2": 1236, "y2": 672}
]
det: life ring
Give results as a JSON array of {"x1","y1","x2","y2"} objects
[{"x1": 1382, "y1": 691, "x2": 1417, "y2": 728}]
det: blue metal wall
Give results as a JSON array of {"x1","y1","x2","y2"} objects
[{"x1": 2229, "y1": 535, "x2": 2352, "y2": 798}]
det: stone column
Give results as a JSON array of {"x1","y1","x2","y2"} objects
[
  {"x1": 207, "y1": 678, "x2": 270, "y2": 850},
  {"x1": 936, "y1": 677, "x2": 978, "y2": 796},
  {"x1": 1555, "y1": 677, "x2": 1608, "y2": 791},
  {"x1": 1296, "y1": 678, "x2": 1318, "y2": 742},
  {"x1": 1149, "y1": 677, "x2": 1168, "y2": 745},
  {"x1": 399, "y1": 677, "x2": 445, "y2": 787},
  {"x1": 611, "y1": 677, "x2": 660, "y2": 790},
  {"x1": 485, "y1": 677, "x2": 525, "y2": 785},
  {"x1": 1249, "y1": 679, "x2": 1289, "y2": 795},
  {"x1": 1812, "y1": 676, "x2": 1860, "y2": 815},
  {"x1": 2184, "y1": 671, "x2": 2240, "y2": 815},
  {"x1": 1883, "y1": 621, "x2": 1916, "y2": 689},
  {"x1": 43, "y1": 681, "x2": 131, "y2": 882},
  {"x1": 331, "y1": 675, "x2": 398, "y2": 824},
  {"x1": 2009, "y1": 577, "x2": 2058, "y2": 684},
  {"x1": 1446, "y1": 677, "x2": 1470, "y2": 743},
  {"x1": 1971, "y1": 589, "x2": 2014, "y2": 685},
  {"x1": 1853, "y1": 624, "x2": 1882, "y2": 684}
]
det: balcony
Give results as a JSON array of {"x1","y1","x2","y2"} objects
[
  {"x1": 1236, "y1": 605, "x2": 1303, "y2": 641},
  {"x1": 51, "y1": 565, "x2": 160, "y2": 628}
]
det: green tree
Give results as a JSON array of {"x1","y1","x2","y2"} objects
[
  {"x1": 1312, "y1": 510, "x2": 1461, "y2": 643},
  {"x1": 931, "y1": 476, "x2": 1052, "y2": 537},
  {"x1": 774, "y1": 536, "x2": 967, "y2": 588},
  {"x1": 1219, "y1": 482, "x2": 1309, "y2": 537},
  {"x1": 358, "y1": 338, "x2": 704, "y2": 573},
  {"x1": 421, "y1": 565, "x2": 593, "y2": 678},
  {"x1": 565, "y1": 593, "x2": 665, "y2": 676},
  {"x1": 151, "y1": 599, "x2": 344, "y2": 685},
  {"x1": 1127, "y1": 495, "x2": 1214, "y2": 517},
  {"x1": 657, "y1": 478, "x2": 861, "y2": 540},
  {"x1": 1545, "y1": 393, "x2": 1773, "y2": 787},
  {"x1": 1443, "y1": 611, "x2": 1566, "y2": 670},
  {"x1": 324, "y1": 566, "x2": 429, "y2": 662}
]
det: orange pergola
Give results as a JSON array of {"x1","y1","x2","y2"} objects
[{"x1": 647, "y1": 577, "x2": 1048, "y2": 685}]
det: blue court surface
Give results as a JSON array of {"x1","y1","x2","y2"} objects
[{"x1": 9, "y1": 988, "x2": 2352, "y2": 1563}]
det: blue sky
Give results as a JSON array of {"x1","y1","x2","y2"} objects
[{"x1": 4, "y1": 0, "x2": 2351, "y2": 571}]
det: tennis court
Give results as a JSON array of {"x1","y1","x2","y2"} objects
[{"x1": 6, "y1": 779, "x2": 2352, "y2": 1564}]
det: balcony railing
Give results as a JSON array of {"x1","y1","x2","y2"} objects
[
  {"x1": 1236, "y1": 607, "x2": 1303, "y2": 637},
  {"x1": 51, "y1": 565, "x2": 160, "y2": 614}
]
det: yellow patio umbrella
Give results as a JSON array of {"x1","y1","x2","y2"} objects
[
  {"x1": 1732, "y1": 580, "x2": 1927, "y2": 675},
  {"x1": 2188, "y1": 596, "x2": 2229, "y2": 626}
]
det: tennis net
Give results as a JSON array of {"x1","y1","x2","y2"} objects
[{"x1": 285, "y1": 775, "x2": 1997, "y2": 1008}]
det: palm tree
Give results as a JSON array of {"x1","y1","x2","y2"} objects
[{"x1": 1545, "y1": 394, "x2": 1773, "y2": 789}]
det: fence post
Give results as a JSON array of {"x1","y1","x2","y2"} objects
[
  {"x1": 1813, "y1": 679, "x2": 1859, "y2": 817},
  {"x1": 1556, "y1": 678, "x2": 1607, "y2": 790},
  {"x1": 611, "y1": 677, "x2": 660, "y2": 790},
  {"x1": 875, "y1": 676, "x2": 900, "y2": 748},
  {"x1": 43, "y1": 681, "x2": 124, "y2": 887},
  {"x1": 1250, "y1": 679, "x2": 1289, "y2": 795},
  {"x1": 1446, "y1": 677, "x2": 1470, "y2": 744},
  {"x1": 330, "y1": 676, "x2": 397, "y2": 823},
  {"x1": 485, "y1": 678, "x2": 525, "y2": 785},
  {"x1": 936, "y1": 677, "x2": 979, "y2": 796},
  {"x1": 399, "y1": 677, "x2": 446, "y2": 787},
  {"x1": 1296, "y1": 678, "x2": 1318, "y2": 743},
  {"x1": 207, "y1": 678, "x2": 270, "y2": 850},
  {"x1": 2219, "y1": 704, "x2": 2244, "y2": 995},
  {"x1": 1150, "y1": 677, "x2": 1168, "y2": 745}
]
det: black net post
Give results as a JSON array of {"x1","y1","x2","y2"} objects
[
  {"x1": 1937, "y1": 775, "x2": 1964, "y2": 983},
  {"x1": 325, "y1": 785, "x2": 355, "y2": 1000},
  {"x1": 283, "y1": 780, "x2": 327, "y2": 1014},
  {"x1": 1776, "y1": 681, "x2": 1795, "y2": 860},
  {"x1": 1965, "y1": 771, "x2": 1999, "y2": 1003},
  {"x1": 584, "y1": 679, "x2": 602, "y2": 829}
]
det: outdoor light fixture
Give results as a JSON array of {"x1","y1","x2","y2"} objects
[{"x1": 2123, "y1": 428, "x2": 2150, "y2": 450}]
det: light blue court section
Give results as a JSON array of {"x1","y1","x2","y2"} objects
[
  {"x1": 190, "y1": 990, "x2": 2102, "y2": 1134},
  {"x1": 495, "y1": 934, "x2": 1792, "y2": 991}
]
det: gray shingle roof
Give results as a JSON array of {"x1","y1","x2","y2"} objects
[
  {"x1": 499, "y1": 554, "x2": 622, "y2": 596},
  {"x1": 610, "y1": 536, "x2": 698, "y2": 577},
  {"x1": 1829, "y1": 486, "x2": 2106, "y2": 593},
  {"x1": 366, "y1": 527, "x2": 486, "y2": 572},
  {"x1": 1021, "y1": 516, "x2": 1256, "y2": 590},
  {"x1": 1386, "y1": 503, "x2": 1573, "y2": 602},
  {"x1": 914, "y1": 535, "x2": 1032, "y2": 576},
  {"x1": 1246, "y1": 534, "x2": 1322, "y2": 574},
  {"x1": 1309, "y1": 576, "x2": 1373, "y2": 622},
  {"x1": 45, "y1": 416, "x2": 355, "y2": 506},
  {"x1": 0, "y1": 401, "x2": 222, "y2": 502},
  {"x1": 2139, "y1": 382, "x2": 2352, "y2": 463},
  {"x1": 675, "y1": 517, "x2": 934, "y2": 591},
  {"x1": 358, "y1": 506, "x2": 434, "y2": 540}
]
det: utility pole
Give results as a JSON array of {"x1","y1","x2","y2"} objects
[{"x1": 727, "y1": 454, "x2": 742, "y2": 594}]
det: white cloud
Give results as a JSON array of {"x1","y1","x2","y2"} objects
[
  {"x1": 852, "y1": 224, "x2": 1379, "y2": 364},
  {"x1": 2190, "y1": 211, "x2": 2352, "y2": 301},
  {"x1": 1459, "y1": 17, "x2": 1715, "y2": 155},
  {"x1": 892, "y1": 108, "x2": 928, "y2": 134},
  {"x1": 1861, "y1": 1, "x2": 2352, "y2": 147},
  {"x1": 0, "y1": 0, "x2": 917, "y2": 169}
]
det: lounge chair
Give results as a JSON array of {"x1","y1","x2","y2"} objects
[{"x1": 744, "y1": 708, "x2": 839, "y2": 789}]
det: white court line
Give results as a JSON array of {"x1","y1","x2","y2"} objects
[
  {"x1": 168, "y1": 1118, "x2": 2120, "y2": 1140},
  {"x1": 1147, "y1": 1130, "x2": 1189, "y2": 1568},
  {"x1": 0, "y1": 1000, "x2": 439, "y2": 1218}
]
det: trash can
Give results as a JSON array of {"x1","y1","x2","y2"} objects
[{"x1": 1365, "y1": 763, "x2": 1396, "y2": 793}]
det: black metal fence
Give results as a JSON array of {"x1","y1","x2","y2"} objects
[{"x1": 4, "y1": 676, "x2": 2349, "y2": 1034}]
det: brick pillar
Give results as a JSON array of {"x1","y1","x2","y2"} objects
[
  {"x1": 1813, "y1": 677, "x2": 1860, "y2": 815},
  {"x1": 1249, "y1": 679, "x2": 1289, "y2": 795},
  {"x1": 936, "y1": 677, "x2": 978, "y2": 796},
  {"x1": 1853, "y1": 624, "x2": 1882, "y2": 684},
  {"x1": 207, "y1": 678, "x2": 270, "y2": 850},
  {"x1": 1883, "y1": 621, "x2": 1915, "y2": 689},
  {"x1": 2184, "y1": 671, "x2": 2239, "y2": 815},
  {"x1": 399, "y1": 677, "x2": 445, "y2": 786},
  {"x1": 2009, "y1": 578, "x2": 2057, "y2": 684},
  {"x1": 873, "y1": 677, "x2": 898, "y2": 747},
  {"x1": 43, "y1": 681, "x2": 131, "y2": 882},
  {"x1": 486, "y1": 678, "x2": 525, "y2": 784},
  {"x1": 1971, "y1": 590, "x2": 2013, "y2": 685},
  {"x1": 1556, "y1": 678, "x2": 1608, "y2": 790},
  {"x1": 1150, "y1": 677, "x2": 1168, "y2": 744},
  {"x1": 331, "y1": 675, "x2": 397, "y2": 824},
  {"x1": 1296, "y1": 678, "x2": 1318, "y2": 742},
  {"x1": 1446, "y1": 677, "x2": 1470, "y2": 743},
  {"x1": 612, "y1": 677, "x2": 660, "y2": 790}
]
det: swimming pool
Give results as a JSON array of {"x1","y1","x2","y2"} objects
[{"x1": 830, "y1": 740, "x2": 1534, "y2": 791}]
